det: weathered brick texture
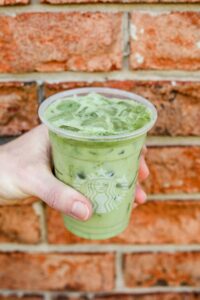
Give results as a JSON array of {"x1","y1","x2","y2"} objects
[
  {"x1": 0, "y1": 253, "x2": 115, "y2": 291},
  {"x1": 0, "y1": 13, "x2": 122, "y2": 73},
  {"x1": 54, "y1": 294, "x2": 200, "y2": 300},
  {"x1": 92, "y1": 294, "x2": 200, "y2": 300},
  {"x1": 0, "y1": 204, "x2": 40, "y2": 244},
  {"x1": 0, "y1": 0, "x2": 29, "y2": 4},
  {"x1": 124, "y1": 252, "x2": 200, "y2": 287},
  {"x1": 145, "y1": 147, "x2": 200, "y2": 194},
  {"x1": 45, "y1": 81, "x2": 200, "y2": 136},
  {"x1": 130, "y1": 12, "x2": 200, "y2": 70},
  {"x1": 42, "y1": 0, "x2": 200, "y2": 3},
  {"x1": 0, "y1": 82, "x2": 38, "y2": 136},
  {"x1": 0, "y1": 297, "x2": 42, "y2": 300},
  {"x1": 0, "y1": 205, "x2": 40, "y2": 244},
  {"x1": 47, "y1": 200, "x2": 200, "y2": 244}
]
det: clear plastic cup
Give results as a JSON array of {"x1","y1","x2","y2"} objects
[{"x1": 39, "y1": 87, "x2": 157, "y2": 240}]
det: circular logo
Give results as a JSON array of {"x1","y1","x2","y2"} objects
[{"x1": 73, "y1": 168, "x2": 129, "y2": 214}]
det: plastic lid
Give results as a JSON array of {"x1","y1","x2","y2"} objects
[{"x1": 38, "y1": 87, "x2": 157, "y2": 142}]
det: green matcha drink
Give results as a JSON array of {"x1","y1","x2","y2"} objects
[{"x1": 39, "y1": 88, "x2": 157, "y2": 240}]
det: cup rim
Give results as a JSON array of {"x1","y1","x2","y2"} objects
[{"x1": 38, "y1": 87, "x2": 157, "y2": 142}]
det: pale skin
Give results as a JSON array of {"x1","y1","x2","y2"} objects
[{"x1": 0, "y1": 125, "x2": 149, "y2": 221}]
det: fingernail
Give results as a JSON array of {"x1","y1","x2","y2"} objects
[{"x1": 71, "y1": 201, "x2": 90, "y2": 220}]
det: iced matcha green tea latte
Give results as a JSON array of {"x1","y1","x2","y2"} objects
[{"x1": 39, "y1": 88, "x2": 157, "y2": 239}]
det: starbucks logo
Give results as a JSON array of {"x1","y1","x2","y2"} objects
[{"x1": 73, "y1": 168, "x2": 129, "y2": 214}]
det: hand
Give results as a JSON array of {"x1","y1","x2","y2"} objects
[
  {"x1": 0, "y1": 125, "x2": 149, "y2": 220},
  {"x1": 134, "y1": 146, "x2": 149, "y2": 208}
]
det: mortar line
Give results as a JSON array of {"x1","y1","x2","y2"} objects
[
  {"x1": 32, "y1": 202, "x2": 48, "y2": 243},
  {"x1": 109, "y1": 287, "x2": 200, "y2": 294},
  {"x1": 0, "y1": 136, "x2": 200, "y2": 146},
  {"x1": 31, "y1": 0, "x2": 40, "y2": 5},
  {"x1": 0, "y1": 3, "x2": 200, "y2": 14},
  {"x1": 146, "y1": 136, "x2": 200, "y2": 146},
  {"x1": 39, "y1": 291, "x2": 94, "y2": 299},
  {"x1": 0, "y1": 290, "x2": 45, "y2": 297},
  {"x1": 44, "y1": 292, "x2": 53, "y2": 300},
  {"x1": 1, "y1": 244, "x2": 200, "y2": 253},
  {"x1": 38, "y1": 82, "x2": 45, "y2": 104},
  {"x1": 148, "y1": 194, "x2": 200, "y2": 200},
  {"x1": 122, "y1": 12, "x2": 130, "y2": 70},
  {"x1": 115, "y1": 251, "x2": 124, "y2": 291},
  {"x1": 1, "y1": 287, "x2": 200, "y2": 296},
  {"x1": 0, "y1": 136, "x2": 199, "y2": 146},
  {"x1": 0, "y1": 70, "x2": 200, "y2": 82}
]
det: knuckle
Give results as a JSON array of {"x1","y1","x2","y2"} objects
[{"x1": 43, "y1": 187, "x2": 60, "y2": 210}]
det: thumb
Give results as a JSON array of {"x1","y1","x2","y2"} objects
[{"x1": 32, "y1": 169, "x2": 93, "y2": 221}]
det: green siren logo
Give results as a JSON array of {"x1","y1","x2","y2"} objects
[{"x1": 74, "y1": 168, "x2": 129, "y2": 214}]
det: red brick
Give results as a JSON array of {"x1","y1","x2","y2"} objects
[
  {"x1": 145, "y1": 147, "x2": 200, "y2": 194},
  {"x1": 130, "y1": 12, "x2": 200, "y2": 70},
  {"x1": 0, "y1": 253, "x2": 115, "y2": 291},
  {"x1": 44, "y1": 80, "x2": 200, "y2": 136},
  {"x1": 0, "y1": 0, "x2": 29, "y2": 5},
  {"x1": 47, "y1": 201, "x2": 200, "y2": 245},
  {"x1": 0, "y1": 297, "x2": 42, "y2": 300},
  {"x1": 54, "y1": 294, "x2": 200, "y2": 300},
  {"x1": 124, "y1": 252, "x2": 200, "y2": 287},
  {"x1": 93, "y1": 294, "x2": 200, "y2": 300},
  {"x1": 0, "y1": 204, "x2": 40, "y2": 244},
  {"x1": 42, "y1": 0, "x2": 200, "y2": 3},
  {"x1": 0, "y1": 82, "x2": 39, "y2": 136},
  {"x1": 0, "y1": 13, "x2": 122, "y2": 73}
]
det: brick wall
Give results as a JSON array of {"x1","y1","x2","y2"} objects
[{"x1": 0, "y1": 0, "x2": 200, "y2": 299}]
